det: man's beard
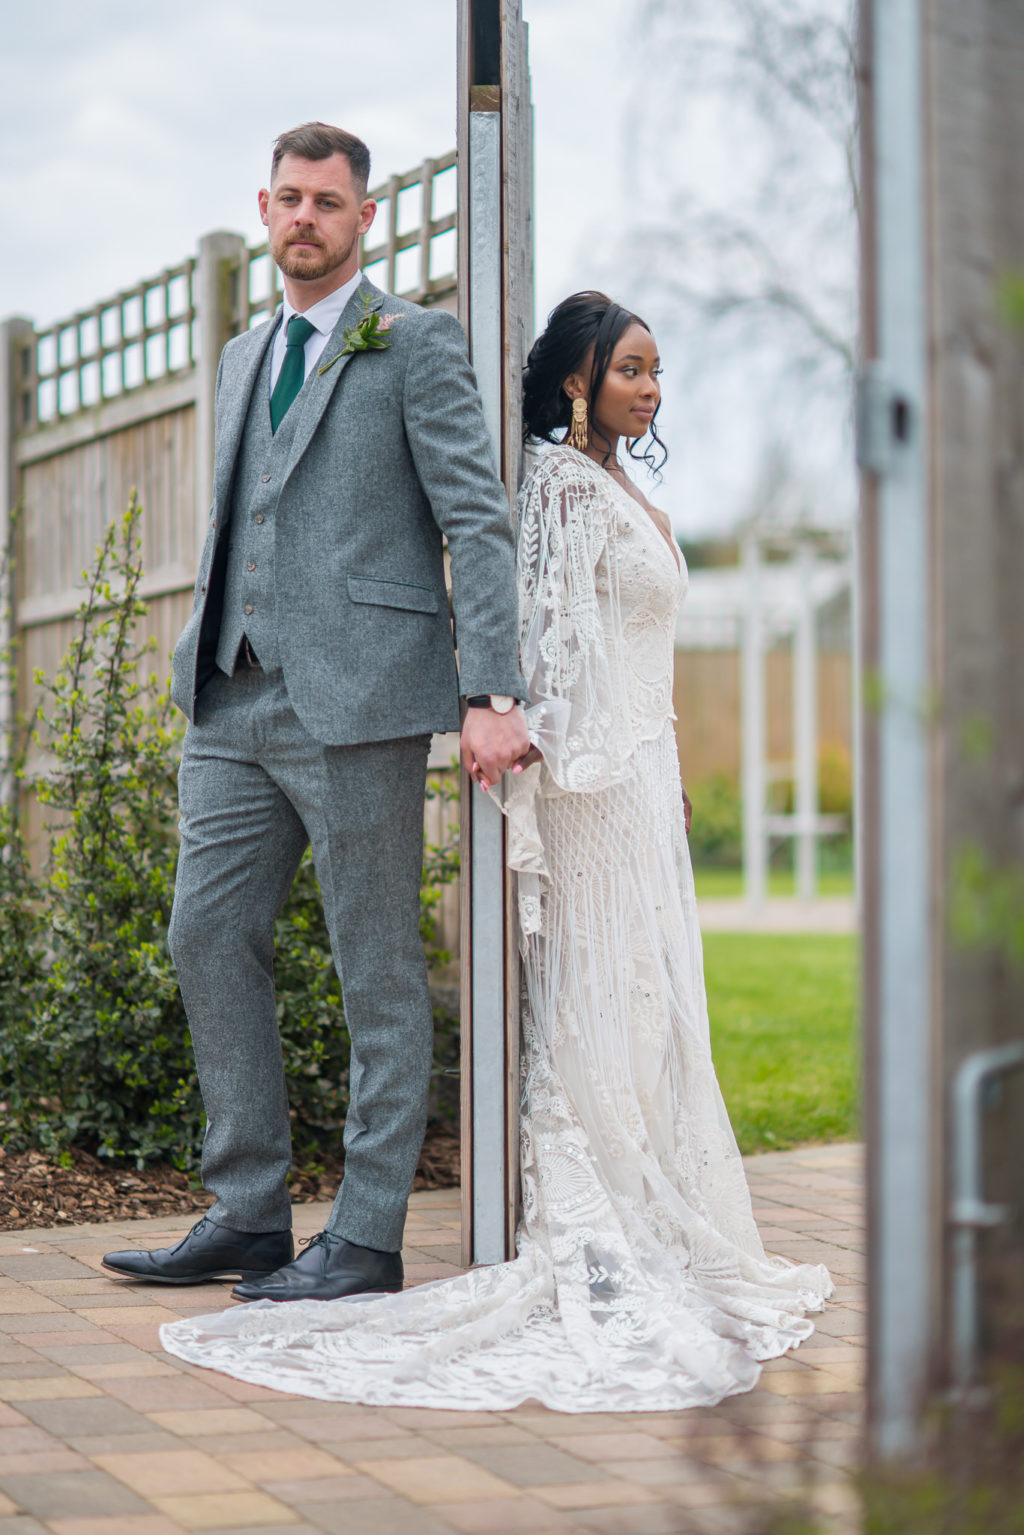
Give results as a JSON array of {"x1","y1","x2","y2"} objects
[{"x1": 273, "y1": 231, "x2": 355, "y2": 282}]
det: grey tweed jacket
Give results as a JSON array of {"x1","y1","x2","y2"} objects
[{"x1": 171, "y1": 279, "x2": 527, "y2": 744}]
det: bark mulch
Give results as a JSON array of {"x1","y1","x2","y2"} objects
[{"x1": 0, "y1": 1122, "x2": 459, "y2": 1231}]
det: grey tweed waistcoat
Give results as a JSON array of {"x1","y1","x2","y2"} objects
[{"x1": 215, "y1": 336, "x2": 305, "y2": 674}]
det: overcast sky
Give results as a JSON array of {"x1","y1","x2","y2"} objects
[{"x1": 0, "y1": 0, "x2": 854, "y2": 535}]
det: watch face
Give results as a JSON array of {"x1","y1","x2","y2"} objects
[{"x1": 491, "y1": 695, "x2": 515, "y2": 714}]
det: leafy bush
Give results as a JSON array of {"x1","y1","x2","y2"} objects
[
  {"x1": 687, "y1": 743, "x2": 854, "y2": 873},
  {"x1": 687, "y1": 771, "x2": 744, "y2": 866},
  {"x1": 0, "y1": 499, "x2": 460, "y2": 1170}
]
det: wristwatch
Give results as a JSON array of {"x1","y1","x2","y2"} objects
[{"x1": 466, "y1": 694, "x2": 516, "y2": 714}]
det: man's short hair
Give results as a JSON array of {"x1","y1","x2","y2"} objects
[{"x1": 271, "y1": 123, "x2": 371, "y2": 195}]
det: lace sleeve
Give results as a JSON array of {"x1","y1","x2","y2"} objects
[
  {"x1": 499, "y1": 449, "x2": 637, "y2": 939},
  {"x1": 515, "y1": 448, "x2": 636, "y2": 794}
]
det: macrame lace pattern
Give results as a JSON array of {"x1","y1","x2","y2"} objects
[{"x1": 161, "y1": 445, "x2": 833, "y2": 1412}]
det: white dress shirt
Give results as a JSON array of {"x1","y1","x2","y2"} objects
[{"x1": 269, "y1": 270, "x2": 364, "y2": 392}]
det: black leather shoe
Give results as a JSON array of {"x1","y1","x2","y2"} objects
[
  {"x1": 102, "y1": 1216, "x2": 293, "y2": 1285},
  {"x1": 232, "y1": 1231, "x2": 403, "y2": 1302}
]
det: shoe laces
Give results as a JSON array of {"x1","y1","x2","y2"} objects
[{"x1": 298, "y1": 1230, "x2": 338, "y2": 1252}]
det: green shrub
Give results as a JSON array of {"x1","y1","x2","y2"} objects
[
  {"x1": 687, "y1": 771, "x2": 744, "y2": 866},
  {"x1": 0, "y1": 498, "x2": 460, "y2": 1170}
]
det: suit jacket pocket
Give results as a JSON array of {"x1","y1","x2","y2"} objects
[{"x1": 346, "y1": 574, "x2": 439, "y2": 614}]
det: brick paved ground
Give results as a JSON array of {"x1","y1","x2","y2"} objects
[{"x1": 0, "y1": 1143, "x2": 863, "y2": 1535}]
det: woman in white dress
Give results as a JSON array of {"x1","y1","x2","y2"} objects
[{"x1": 161, "y1": 292, "x2": 832, "y2": 1411}]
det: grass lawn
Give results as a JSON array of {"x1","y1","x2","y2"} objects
[
  {"x1": 702, "y1": 932, "x2": 859, "y2": 1155},
  {"x1": 693, "y1": 866, "x2": 855, "y2": 899}
]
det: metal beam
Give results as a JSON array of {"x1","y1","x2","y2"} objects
[{"x1": 862, "y1": 0, "x2": 935, "y2": 1461}]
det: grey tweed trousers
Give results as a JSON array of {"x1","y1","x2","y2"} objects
[{"x1": 168, "y1": 664, "x2": 432, "y2": 1252}]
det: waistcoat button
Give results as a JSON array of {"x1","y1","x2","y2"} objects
[
  {"x1": 261, "y1": 474, "x2": 271, "y2": 483},
  {"x1": 254, "y1": 513, "x2": 264, "y2": 524},
  {"x1": 244, "y1": 604, "x2": 254, "y2": 616}
]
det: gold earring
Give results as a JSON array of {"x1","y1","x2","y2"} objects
[{"x1": 569, "y1": 397, "x2": 588, "y2": 452}]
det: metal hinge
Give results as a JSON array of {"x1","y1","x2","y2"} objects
[{"x1": 855, "y1": 362, "x2": 914, "y2": 477}]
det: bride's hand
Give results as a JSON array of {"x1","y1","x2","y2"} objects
[
  {"x1": 682, "y1": 785, "x2": 693, "y2": 834},
  {"x1": 511, "y1": 745, "x2": 543, "y2": 775}
]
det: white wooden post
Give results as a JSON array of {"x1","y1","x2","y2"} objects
[
  {"x1": 741, "y1": 528, "x2": 766, "y2": 908},
  {"x1": 793, "y1": 541, "x2": 818, "y2": 902}
]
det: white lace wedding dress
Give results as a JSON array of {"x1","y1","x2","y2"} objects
[{"x1": 161, "y1": 445, "x2": 832, "y2": 1411}]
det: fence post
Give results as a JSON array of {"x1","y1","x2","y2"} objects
[
  {"x1": 194, "y1": 232, "x2": 247, "y2": 564},
  {"x1": 0, "y1": 316, "x2": 34, "y2": 803}
]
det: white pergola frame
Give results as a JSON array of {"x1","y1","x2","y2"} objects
[{"x1": 740, "y1": 522, "x2": 854, "y2": 908}]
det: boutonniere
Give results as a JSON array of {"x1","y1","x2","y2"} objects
[{"x1": 318, "y1": 294, "x2": 406, "y2": 375}]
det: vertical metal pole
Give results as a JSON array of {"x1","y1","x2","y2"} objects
[
  {"x1": 741, "y1": 529, "x2": 766, "y2": 908},
  {"x1": 866, "y1": 0, "x2": 934, "y2": 1461},
  {"x1": 794, "y1": 542, "x2": 818, "y2": 902},
  {"x1": 466, "y1": 107, "x2": 509, "y2": 1267}
]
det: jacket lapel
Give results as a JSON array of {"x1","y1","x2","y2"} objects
[
  {"x1": 280, "y1": 280, "x2": 385, "y2": 482},
  {"x1": 213, "y1": 314, "x2": 281, "y2": 515}
]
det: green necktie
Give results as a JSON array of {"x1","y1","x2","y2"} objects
[{"x1": 270, "y1": 314, "x2": 316, "y2": 432}]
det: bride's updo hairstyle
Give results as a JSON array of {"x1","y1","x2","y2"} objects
[{"x1": 522, "y1": 290, "x2": 667, "y2": 473}]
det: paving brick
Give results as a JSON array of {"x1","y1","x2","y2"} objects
[
  {"x1": 546, "y1": 1433, "x2": 682, "y2": 1464},
  {"x1": 289, "y1": 1499, "x2": 457, "y2": 1535},
  {"x1": 94, "y1": 1449, "x2": 253, "y2": 1497},
  {"x1": 430, "y1": 1494, "x2": 583, "y2": 1532},
  {"x1": 151, "y1": 1490, "x2": 299, "y2": 1528},
  {"x1": 185, "y1": 1433, "x2": 310, "y2": 1458},
  {"x1": 537, "y1": 1481, "x2": 662, "y2": 1511},
  {"x1": 274, "y1": 1411, "x2": 412, "y2": 1443},
  {"x1": 332, "y1": 1435, "x2": 448, "y2": 1462},
  {"x1": 70, "y1": 1432, "x2": 183, "y2": 1456},
  {"x1": 355, "y1": 1454, "x2": 517, "y2": 1504},
  {"x1": 0, "y1": 1255, "x2": 97, "y2": 1281},
  {"x1": 71, "y1": 1359, "x2": 183, "y2": 1381},
  {"x1": 383, "y1": 1408, "x2": 505, "y2": 1430},
  {"x1": 0, "y1": 1375, "x2": 102, "y2": 1401},
  {"x1": 0, "y1": 1449, "x2": 89, "y2": 1475},
  {"x1": 104, "y1": 1375, "x2": 246, "y2": 1411},
  {"x1": 148, "y1": 1408, "x2": 276, "y2": 1437},
  {"x1": 272, "y1": 1473, "x2": 387, "y2": 1504},
  {"x1": 573, "y1": 1504, "x2": 697, "y2": 1533},
  {"x1": 0, "y1": 1469, "x2": 152, "y2": 1521},
  {"x1": 459, "y1": 1445, "x2": 606, "y2": 1488},
  {"x1": 0, "y1": 1424, "x2": 63, "y2": 1455},
  {"x1": 48, "y1": 1518, "x2": 189, "y2": 1535},
  {"x1": 17, "y1": 1396, "x2": 157, "y2": 1438},
  {"x1": 426, "y1": 1426, "x2": 540, "y2": 1450},
  {"x1": 220, "y1": 1448, "x2": 349, "y2": 1484},
  {"x1": 0, "y1": 1517, "x2": 50, "y2": 1535},
  {"x1": 38, "y1": 1343, "x2": 155, "y2": 1366},
  {"x1": 0, "y1": 1290, "x2": 65, "y2": 1316}
]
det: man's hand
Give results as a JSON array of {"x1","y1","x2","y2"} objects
[
  {"x1": 461, "y1": 705, "x2": 530, "y2": 790},
  {"x1": 682, "y1": 784, "x2": 693, "y2": 835}
]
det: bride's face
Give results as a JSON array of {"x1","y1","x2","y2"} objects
[{"x1": 572, "y1": 323, "x2": 662, "y2": 449}]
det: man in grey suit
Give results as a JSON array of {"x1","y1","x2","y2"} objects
[{"x1": 104, "y1": 122, "x2": 529, "y2": 1302}]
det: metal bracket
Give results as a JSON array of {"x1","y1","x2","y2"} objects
[
  {"x1": 855, "y1": 362, "x2": 914, "y2": 476},
  {"x1": 950, "y1": 1040, "x2": 1024, "y2": 1390}
]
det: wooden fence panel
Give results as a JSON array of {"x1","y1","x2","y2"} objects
[{"x1": 673, "y1": 646, "x2": 853, "y2": 785}]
